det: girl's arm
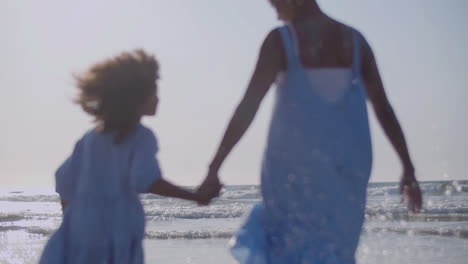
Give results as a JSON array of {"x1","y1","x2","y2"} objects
[
  {"x1": 207, "y1": 30, "x2": 281, "y2": 175},
  {"x1": 147, "y1": 178, "x2": 210, "y2": 205},
  {"x1": 360, "y1": 34, "x2": 422, "y2": 212}
]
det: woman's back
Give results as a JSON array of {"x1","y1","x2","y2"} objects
[
  {"x1": 274, "y1": 19, "x2": 360, "y2": 104},
  {"x1": 277, "y1": 19, "x2": 356, "y2": 70}
]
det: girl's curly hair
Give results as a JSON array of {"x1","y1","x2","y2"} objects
[{"x1": 74, "y1": 49, "x2": 159, "y2": 144}]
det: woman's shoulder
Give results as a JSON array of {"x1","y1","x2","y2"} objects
[
  {"x1": 334, "y1": 23, "x2": 368, "y2": 49},
  {"x1": 266, "y1": 26, "x2": 284, "y2": 44}
]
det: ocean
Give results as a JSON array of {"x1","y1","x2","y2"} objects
[{"x1": 1, "y1": 180, "x2": 467, "y2": 263}]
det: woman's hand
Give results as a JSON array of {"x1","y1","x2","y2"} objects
[
  {"x1": 399, "y1": 168, "x2": 422, "y2": 213},
  {"x1": 196, "y1": 169, "x2": 223, "y2": 205}
]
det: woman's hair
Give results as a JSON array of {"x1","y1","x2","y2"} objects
[{"x1": 74, "y1": 49, "x2": 159, "y2": 144}]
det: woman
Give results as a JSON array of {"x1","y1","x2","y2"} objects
[{"x1": 201, "y1": 0, "x2": 422, "y2": 262}]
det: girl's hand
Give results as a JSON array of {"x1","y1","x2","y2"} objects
[{"x1": 399, "y1": 169, "x2": 422, "y2": 213}]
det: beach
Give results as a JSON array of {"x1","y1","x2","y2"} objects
[
  {"x1": 2, "y1": 232, "x2": 467, "y2": 264},
  {"x1": 1, "y1": 181, "x2": 468, "y2": 263}
]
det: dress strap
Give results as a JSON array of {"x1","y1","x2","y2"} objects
[
  {"x1": 352, "y1": 29, "x2": 361, "y2": 76},
  {"x1": 286, "y1": 24, "x2": 300, "y2": 57},
  {"x1": 278, "y1": 25, "x2": 301, "y2": 69}
]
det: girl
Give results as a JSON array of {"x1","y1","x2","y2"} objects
[
  {"x1": 39, "y1": 50, "x2": 220, "y2": 264},
  {"x1": 201, "y1": 0, "x2": 422, "y2": 263}
]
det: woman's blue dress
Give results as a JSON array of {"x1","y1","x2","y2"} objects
[
  {"x1": 231, "y1": 25, "x2": 373, "y2": 263},
  {"x1": 39, "y1": 124, "x2": 161, "y2": 264}
]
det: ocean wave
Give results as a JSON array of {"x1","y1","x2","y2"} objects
[
  {"x1": 0, "y1": 214, "x2": 26, "y2": 222},
  {"x1": 26, "y1": 226, "x2": 53, "y2": 236},
  {"x1": 0, "y1": 226, "x2": 25, "y2": 232},
  {"x1": 2, "y1": 209, "x2": 467, "y2": 224},
  {"x1": 365, "y1": 212, "x2": 468, "y2": 222},
  {"x1": 145, "y1": 205, "x2": 246, "y2": 219},
  {"x1": 368, "y1": 181, "x2": 468, "y2": 196},
  {"x1": 0, "y1": 195, "x2": 59, "y2": 202},
  {"x1": 0, "y1": 212, "x2": 62, "y2": 222},
  {"x1": 221, "y1": 187, "x2": 261, "y2": 200},
  {"x1": 0, "y1": 225, "x2": 234, "y2": 240},
  {"x1": 145, "y1": 230, "x2": 233, "y2": 240},
  {"x1": 0, "y1": 225, "x2": 54, "y2": 236},
  {"x1": 365, "y1": 226, "x2": 468, "y2": 239},
  {"x1": 367, "y1": 207, "x2": 468, "y2": 215},
  {"x1": 0, "y1": 181, "x2": 466, "y2": 203},
  {"x1": 144, "y1": 206, "x2": 468, "y2": 221},
  {"x1": 3, "y1": 225, "x2": 467, "y2": 240},
  {"x1": 365, "y1": 196, "x2": 468, "y2": 222},
  {"x1": 139, "y1": 194, "x2": 166, "y2": 200},
  {"x1": 145, "y1": 210, "x2": 468, "y2": 221},
  {"x1": 2, "y1": 202, "x2": 468, "y2": 222}
]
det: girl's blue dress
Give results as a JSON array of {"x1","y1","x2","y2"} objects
[
  {"x1": 231, "y1": 25, "x2": 373, "y2": 263},
  {"x1": 39, "y1": 124, "x2": 161, "y2": 264}
]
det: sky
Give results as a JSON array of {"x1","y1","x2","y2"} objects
[{"x1": 1, "y1": 0, "x2": 467, "y2": 187}]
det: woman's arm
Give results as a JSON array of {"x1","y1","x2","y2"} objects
[
  {"x1": 360, "y1": 34, "x2": 422, "y2": 212},
  {"x1": 208, "y1": 30, "x2": 282, "y2": 173},
  {"x1": 198, "y1": 30, "x2": 282, "y2": 196}
]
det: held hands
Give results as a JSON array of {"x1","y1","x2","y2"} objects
[
  {"x1": 194, "y1": 168, "x2": 223, "y2": 206},
  {"x1": 399, "y1": 168, "x2": 423, "y2": 213}
]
